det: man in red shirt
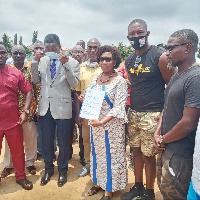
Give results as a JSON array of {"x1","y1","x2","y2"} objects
[{"x1": 0, "y1": 43, "x2": 33, "y2": 190}]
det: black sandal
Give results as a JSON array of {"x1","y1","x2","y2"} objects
[
  {"x1": 88, "y1": 186, "x2": 101, "y2": 196},
  {"x1": 100, "y1": 194, "x2": 112, "y2": 200}
]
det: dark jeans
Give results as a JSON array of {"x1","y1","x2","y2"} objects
[{"x1": 40, "y1": 107, "x2": 71, "y2": 174}]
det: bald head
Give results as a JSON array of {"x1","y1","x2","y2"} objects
[
  {"x1": 87, "y1": 38, "x2": 100, "y2": 47},
  {"x1": 11, "y1": 45, "x2": 26, "y2": 68}
]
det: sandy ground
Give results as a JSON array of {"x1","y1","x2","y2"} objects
[{"x1": 0, "y1": 138, "x2": 163, "y2": 200}]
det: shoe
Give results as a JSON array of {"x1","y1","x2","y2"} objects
[
  {"x1": 136, "y1": 190, "x2": 155, "y2": 200},
  {"x1": 37, "y1": 152, "x2": 43, "y2": 160},
  {"x1": 16, "y1": 178, "x2": 33, "y2": 190},
  {"x1": 40, "y1": 171, "x2": 54, "y2": 186},
  {"x1": 57, "y1": 173, "x2": 67, "y2": 187},
  {"x1": 1, "y1": 167, "x2": 14, "y2": 178},
  {"x1": 53, "y1": 154, "x2": 56, "y2": 162},
  {"x1": 78, "y1": 166, "x2": 90, "y2": 177},
  {"x1": 128, "y1": 155, "x2": 134, "y2": 171},
  {"x1": 101, "y1": 194, "x2": 112, "y2": 200},
  {"x1": 27, "y1": 165, "x2": 36, "y2": 175},
  {"x1": 120, "y1": 185, "x2": 144, "y2": 200},
  {"x1": 80, "y1": 158, "x2": 86, "y2": 166}
]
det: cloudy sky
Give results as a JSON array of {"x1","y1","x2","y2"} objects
[{"x1": 1, "y1": 0, "x2": 200, "y2": 48}]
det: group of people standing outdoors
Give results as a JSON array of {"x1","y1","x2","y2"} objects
[{"x1": 0, "y1": 18, "x2": 200, "y2": 200}]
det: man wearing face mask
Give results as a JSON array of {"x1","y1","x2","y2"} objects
[
  {"x1": 121, "y1": 19, "x2": 177, "y2": 200},
  {"x1": 31, "y1": 34, "x2": 80, "y2": 187}
]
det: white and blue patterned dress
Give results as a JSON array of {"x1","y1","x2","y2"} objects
[{"x1": 89, "y1": 75, "x2": 128, "y2": 192}]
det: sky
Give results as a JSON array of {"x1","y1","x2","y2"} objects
[{"x1": 0, "y1": 0, "x2": 200, "y2": 48}]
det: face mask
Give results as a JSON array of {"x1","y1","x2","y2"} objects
[
  {"x1": 129, "y1": 35, "x2": 147, "y2": 50},
  {"x1": 45, "y1": 52, "x2": 59, "y2": 60}
]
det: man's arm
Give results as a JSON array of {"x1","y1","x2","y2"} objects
[
  {"x1": 19, "y1": 90, "x2": 33, "y2": 124},
  {"x1": 74, "y1": 90, "x2": 83, "y2": 126},
  {"x1": 163, "y1": 107, "x2": 200, "y2": 143},
  {"x1": 59, "y1": 53, "x2": 80, "y2": 88},
  {"x1": 31, "y1": 60, "x2": 41, "y2": 84},
  {"x1": 158, "y1": 52, "x2": 177, "y2": 84}
]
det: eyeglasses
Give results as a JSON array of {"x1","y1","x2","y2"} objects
[
  {"x1": 134, "y1": 56, "x2": 141, "y2": 70},
  {"x1": 0, "y1": 51, "x2": 7, "y2": 56},
  {"x1": 166, "y1": 43, "x2": 188, "y2": 52},
  {"x1": 99, "y1": 57, "x2": 112, "y2": 62}
]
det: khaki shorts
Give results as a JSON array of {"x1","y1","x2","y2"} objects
[{"x1": 127, "y1": 108, "x2": 161, "y2": 157}]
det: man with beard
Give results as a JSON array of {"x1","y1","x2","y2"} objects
[
  {"x1": 153, "y1": 29, "x2": 200, "y2": 200},
  {"x1": 121, "y1": 19, "x2": 176, "y2": 200},
  {"x1": 75, "y1": 38, "x2": 102, "y2": 177},
  {"x1": 1, "y1": 45, "x2": 39, "y2": 177},
  {"x1": 0, "y1": 43, "x2": 33, "y2": 190}
]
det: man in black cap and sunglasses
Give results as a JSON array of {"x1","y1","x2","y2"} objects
[
  {"x1": 153, "y1": 29, "x2": 200, "y2": 200},
  {"x1": 121, "y1": 19, "x2": 176, "y2": 200}
]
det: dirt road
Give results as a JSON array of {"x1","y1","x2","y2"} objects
[{"x1": 0, "y1": 139, "x2": 163, "y2": 200}]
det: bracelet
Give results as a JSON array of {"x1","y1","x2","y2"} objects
[
  {"x1": 100, "y1": 120, "x2": 104, "y2": 126},
  {"x1": 159, "y1": 135, "x2": 166, "y2": 145}
]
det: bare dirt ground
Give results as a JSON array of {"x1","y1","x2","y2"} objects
[{"x1": 0, "y1": 138, "x2": 163, "y2": 200}]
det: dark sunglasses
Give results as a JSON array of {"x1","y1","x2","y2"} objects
[
  {"x1": 134, "y1": 56, "x2": 141, "y2": 70},
  {"x1": 166, "y1": 43, "x2": 188, "y2": 52},
  {"x1": 100, "y1": 57, "x2": 112, "y2": 62}
]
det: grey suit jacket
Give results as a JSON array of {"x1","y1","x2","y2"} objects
[{"x1": 31, "y1": 56, "x2": 80, "y2": 119}]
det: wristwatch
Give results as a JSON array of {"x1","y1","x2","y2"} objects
[{"x1": 22, "y1": 109, "x2": 30, "y2": 114}]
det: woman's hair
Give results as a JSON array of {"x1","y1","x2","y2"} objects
[{"x1": 96, "y1": 45, "x2": 122, "y2": 69}]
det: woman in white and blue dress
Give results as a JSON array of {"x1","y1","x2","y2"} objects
[{"x1": 88, "y1": 45, "x2": 128, "y2": 200}]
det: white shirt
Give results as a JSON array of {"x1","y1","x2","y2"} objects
[{"x1": 192, "y1": 118, "x2": 200, "y2": 195}]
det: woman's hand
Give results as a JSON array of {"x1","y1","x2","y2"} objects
[{"x1": 89, "y1": 119, "x2": 102, "y2": 127}]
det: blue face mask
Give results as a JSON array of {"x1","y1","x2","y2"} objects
[{"x1": 45, "y1": 52, "x2": 59, "y2": 60}]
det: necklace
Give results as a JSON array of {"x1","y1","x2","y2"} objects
[{"x1": 99, "y1": 70, "x2": 115, "y2": 83}]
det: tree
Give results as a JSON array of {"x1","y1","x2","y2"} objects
[
  {"x1": 32, "y1": 31, "x2": 38, "y2": 44},
  {"x1": 117, "y1": 42, "x2": 132, "y2": 61},
  {"x1": 19, "y1": 36, "x2": 22, "y2": 45},
  {"x1": 14, "y1": 33, "x2": 17, "y2": 45},
  {"x1": 2, "y1": 33, "x2": 13, "y2": 54}
]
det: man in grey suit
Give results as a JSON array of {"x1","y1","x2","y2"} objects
[{"x1": 31, "y1": 34, "x2": 80, "y2": 187}]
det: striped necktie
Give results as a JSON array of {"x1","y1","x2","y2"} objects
[{"x1": 50, "y1": 59, "x2": 56, "y2": 79}]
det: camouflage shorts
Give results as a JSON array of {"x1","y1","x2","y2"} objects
[
  {"x1": 157, "y1": 150, "x2": 193, "y2": 200},
  {"x1": 127, "y1": 108, "x2": 161, "y2": 157}
]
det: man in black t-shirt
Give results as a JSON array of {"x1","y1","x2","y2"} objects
[
  {"x1": 121, "y1": 19, "x2": 176, "y2": 200},
  {"x1": 153, "y1": 29, "x2": 200, "y2": 200}
]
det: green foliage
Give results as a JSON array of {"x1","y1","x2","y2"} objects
[
  {"x1": 14, "y1": 33, "x2": 17, "y2": 45},
  {"x1": 2, "y1": 33, "x2": 13, "y2": 54},
  {"x1": 117, "y1": 42, "x2": 132, "y2": 61},
  {"x1": 19, "y1": 36, "x2": 22, "y2": 45},
  {"x1": 32, "y1": 31, "x2": 38, "y2": 44}
]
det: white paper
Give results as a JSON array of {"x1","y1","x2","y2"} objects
[{"x1": 80, "y1": 88, "x2": 105, "y2": 120}]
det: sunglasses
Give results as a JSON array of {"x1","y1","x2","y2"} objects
[
  {"x1": 99, "y1": 57, "x2": 112, "y2": 62},
  {"x1": 166, "y1": 43, "x2": 188, "y2": 52},
  {"x1": 134, "y1": 56, "x2": 141, "y2": 70}
]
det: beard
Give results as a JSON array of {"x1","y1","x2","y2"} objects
[{"x1": 167, "y1": 59, "x2": 182, "y2": 69}]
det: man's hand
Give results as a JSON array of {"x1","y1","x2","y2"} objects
[
  {"x1": 59, "y1": 52, "x2": 69, "y2": 65},
  {"x1": 76, "y1": 93, "x2": 84, "y2": 103},
  {"x1": 153, "y1": 134, "x2": 165, "y2": 154},
  {"x1": 89, "y1": 119, "x2": 102, "y2": 127},
  {"x1": 76, "y1": 116, "x2": 83, "y2": 126},
  {"x1": 18, "y1": 112, "x2": 27, "y2": 124},
  {"x1": 34, "y1": 111, "x2": 40, "y2": 122},
  {"x1": 33, "y1": 51, "x2": 44, "y2": 61},
  {"x1": 125, "y1": 79, "x2": 131, "y2": 88}
]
